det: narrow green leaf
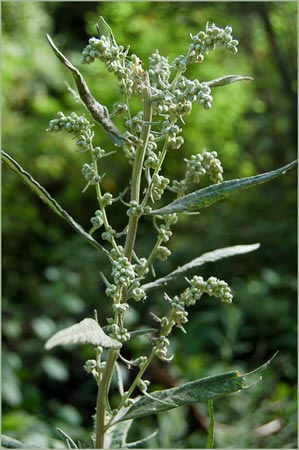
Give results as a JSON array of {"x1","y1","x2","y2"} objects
[
  {"x1": 207, "y1": 74, "x2": 253, "y2": 88},
  {"x1": 142, "y1": 243, "x2": 260, "y2": 292},
  {"x1": 1, "y1": 150, "x2": 109, "y2": 256},
  {"x1": 150, "y1": 160, "x2": 297, "y2": 215},
  {"x1": 117, "y1": 370, "x2": 243, "y2": 422},
  {"x1": 116, "y1": 355, "x2": 276, "y2": 422},
  {"x1": 56, "y1": 428, "x2": 78, "y2": 449},
  {"x1": 46, "y1": 34, "x2": 127, "y2": 146},
  {"x1": 129, "y1": 328, "x2": 157, "y2": 338}
]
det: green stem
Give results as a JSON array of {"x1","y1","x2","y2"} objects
[
  {"x1": 206, "y1": 399, "x2": 215, "y2": 449},
  {"x1": 106, "y1": 349, "x2": 155, "y2": 430},
  {"x1": 141, "y1": 134, "x2": 170, "y2": 208},
  {"x1": 95, "y1": 348, "x2": 119, "y2": 448},
  {"x1": 92, "y1": 157, "x2": 120, "y2": 255},
  {"x1": 124, "y1": 77, "x2": 152, "y2": 262}
]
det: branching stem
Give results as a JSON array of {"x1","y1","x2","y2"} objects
[{"x1": 124, "y1": 76, "x2": 152, "y2": 262}]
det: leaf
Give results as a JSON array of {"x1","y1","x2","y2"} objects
[
  {"x1": 1, "y1": 435, "x2": 40, "y2": 448},
  {"x1": 1, "y1": 150, "x2": 109, "y2": 256},
  {"x1": 46, "y1": 34, "x2": 127, "y2": 146},
  {"x1": 127, "y1": 429, "x2": 158, "y2": 448},
  {"x1": 104, "y1": 420, "x2": 133, "y2": 449},
  {"x1": 45, "y1": 318, "x2": 121, "y2": 350},
  {"x1": 116, "y1": 355, "x2": 276, "y2": 422},
  {"x1": 206, "y1": 74, "x2": 253, "y2": 88},
  {"x1": 142, "y1": 243, "x2": 260, "y2": 292},
  {"x1": 129, "y1": 328, "x2": 157, "y2": 337},
  {"x1": 56, "y1": 428, "x2": 78, "y2": 449},
  {"x1": 150, "y1": 160, "x2": 297, "y2": 215}
]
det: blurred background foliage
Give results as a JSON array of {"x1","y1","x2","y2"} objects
[{"x1": 2, "y1": 2, "x2": 297, "y2": 448}]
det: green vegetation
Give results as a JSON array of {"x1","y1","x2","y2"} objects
[{"x1": 2, "y1": 2, "x2": 297, "y2": 448}]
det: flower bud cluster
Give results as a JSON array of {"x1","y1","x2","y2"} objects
[
  {"x1": 111, "y1": 255, "x2": 136, "y2": 289},
  {"x1": 81, "y1": 35, "x2": 127, "y2": 67},
  {"x1": 101, "y1": 225, "x2": 116, "y2": 243},
  {"x1": 155, "y1": 245, "x2": 171, "y2": 261},
  {"x1": 148, "y1": 50, "x2": 171, "y2": 88},
  {"x1": 106, "y1": 322, "x2": 130, "y2": 342},
  {"x1": 137, "y1": 379, "x2": 150, "y2": 393},
  {"x1": 125, "y1": 54, "x2": 147, "y2": 96},
  {"x1": 153, "y1": 297, "x2": 186, "y2": 361},
  {"x1": 47, "y1": 112, "x2": 94, "y2": 151},
  {"x1": 154, "y1": 275, "x2": 232, "y2": 360},
  {"x1": 81, "y1": 37, "x2": 146, "y2": 96},
  {"x1": 90, "y1": 210, "x2": 104, "y2": 230},
  {"x1": 144, "y1": 150, "x2": 160, "y2": 170},
  {"x1": 92, "y1": 146, "x2": 106, "y2": 159},
  {"x1": 112, "y1": 102, "x2": 128, "y2": 116},
  {"x1": 188, "y1": 23, "x2": 239, "y2": 64},
  {"x1": 152, "y1": 78, "x2": 213, "y2": 122},
  {"x1": 102, "y1": 192, "x2": 113, "y2": 207},
  {"x1": 81, "y1": 163, "x2": 101, "y2": 185},
  {"x1": 180, "y1": 275, "x2": 233, "y2": 306},
  {"x1": 158, "y1": 225, "x2": 173, "y2": 243},
  {"x1": 47, "y1": 111, "x2": 91, "y2": 135},
  {"x1": 134, "y1": 257, "x2": 150, "y2": 278},
  {"x1": 125, "y1": 111, "x2": 144, "y2": 134},
  {"x1": 123, "y1": 142, "x2": 137, "y2": 164},
  {"x1": 171, "y1": 150, "x2": 224, "y2": 193},
  {"x1": 130, "y1": 287, "x2": 146, "y2": 302},
  {"x1": 150, "y1": 174, "x2": 170, "y2": 201},
  {"x1": 127, "y1": 200, "x2": 152, "y2": 217},
  {"x1": 132, "y1": 356, "x2": 148, "y2": 368},
  {"x1": 197, "y1": 83, "x2": 213, "y2": 110},
  {"x1": 151, "y1": 87, "x2": 192, "y2": 121},
  {"x1": 167, "y1": 295, "x2": 189, "y2": 331},
  {"x1": 84, "y1": 359, "x2": 97, "y2": 374},
  {"x1": 112, "y1": 302, "x2": 129, "y2": 314},
  {"x1": 154, "y1": 335, "x2": 170, "y2": 361}
]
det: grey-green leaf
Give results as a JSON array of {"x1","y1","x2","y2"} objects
[
  {"x1": 150, "y1": 160, "x2": 297, "y2": 215},
  {"x1": 1, "y1": 151, "x2": 109, "y2": 256},
  {"x1": 206, "y1": 74, "x2": 253, "y2": 88},
  {"x1": 116, "y1": 355, "x2": 275, "y2": 422},
  {"x1": 1, "y1": 435, "x2": 40, "y2": 449},
  {"x1": 46, "y1": 34, "x2": 127, "y2": 146},
  {"x1": 142, "y1": 243, "x2": 260, "y2": 292},
  {"x1": 45, "y1": 318, "x2": 121, "y2": 349},
  {"x1": 104, "y1": 420, "x2": 133, "y2": 449}
]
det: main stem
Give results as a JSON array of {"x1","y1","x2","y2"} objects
[
  {"x1": 95, "y1": 348, "x2": 119, "y2": 448},
  {"x1": 95, "y1": 77, "x2": 152, "y2": 448},
  {"x1": 124, "y1": 77, "x2": 152, "y2": 262}
]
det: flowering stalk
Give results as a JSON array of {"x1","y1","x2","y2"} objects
[
  {"x1": 124, "y1": 76, "x2": 153, "y2": 262},
  {"x1": 23, "y1": 16, "x2": 294, "y2": 449}
]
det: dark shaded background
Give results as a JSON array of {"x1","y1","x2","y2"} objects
[{"x1": 2, "y1": 2, "x2": 297, "y2": 448}]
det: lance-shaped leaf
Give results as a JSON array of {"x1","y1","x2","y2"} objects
[
  {"x1": 142, "y1": 243, "x2": 260, "y2": 292},
  {"x1": 116, "y1": 354, "x2": 276, "y2": 423},
  {"x1": 206, "y1": 74, "x2": 253, "y2": 88},
  {"x1": 45, "y1": 318, "x2": 121, "y2": 350},
  {"x1": 150, "y1": 160, "x2": 297, "y2": 215},
  {"x1": 1, "y1": 151, "x2": 109, "y2": 256},
  {"x1": 46, "y1": 34, "x2": 128, "y2": 146}
]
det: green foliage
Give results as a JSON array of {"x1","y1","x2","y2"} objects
[
  {"x1": 2, "y1": 2, "x2": 296, "y2": 449},
  {"x1": 151, "y1": 160, "x2": 297, "y2": 215}
]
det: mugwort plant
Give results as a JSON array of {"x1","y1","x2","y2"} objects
[{"x1": 2, "y1": 17, "x2": 297, "y2": 449}]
